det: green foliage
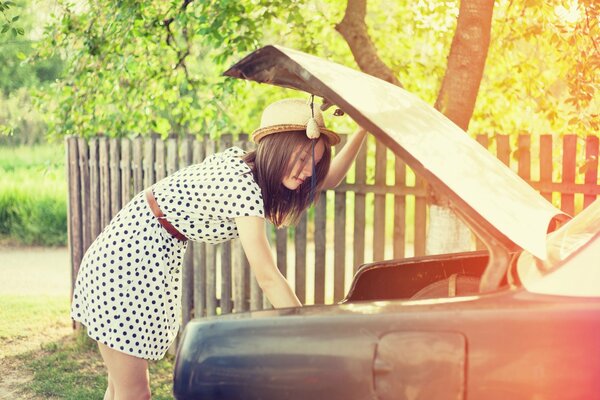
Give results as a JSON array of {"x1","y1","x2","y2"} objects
[
  {"x1": 0, "y1": 0, "x2": 63, "y2": 142},
  {"x1": 33, "y1": 0, "x2": 598, "y2": 141},
  {"x1": 0, "y1": 0, "x2": 23, "y2": 37},
  {"x1": 0, "y1": 144, "x2": 67, "y2": 245},
  {"x1": 471, "y1": 0, "x2": 599, "y2": 137}
]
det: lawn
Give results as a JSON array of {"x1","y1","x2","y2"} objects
[{"x1": 0, "y1": 293, "x2": 177, "y2": 399}]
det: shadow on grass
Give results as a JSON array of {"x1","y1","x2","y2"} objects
[{"x1": 19, "y1": 331, "x2": 176, "y2": 400}]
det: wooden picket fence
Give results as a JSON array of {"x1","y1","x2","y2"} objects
[{"x1": 66, "y1": 133, "x2": 599, "y2": 328}]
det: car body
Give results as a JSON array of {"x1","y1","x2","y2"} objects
[{"x1": 173, "y1": 45, "x2": 600, "y2": 400}]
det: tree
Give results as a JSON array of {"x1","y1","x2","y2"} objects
[
  {"x1": 336, "y1": 0, "x2": 493, "y2": 254},
  {"x1": 0, "y1": 0, "x2": 23, "y2": 37}
]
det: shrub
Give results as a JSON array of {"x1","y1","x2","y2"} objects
[{"x1": 0, "y1": 144, "x2": 67, "y2": 246}]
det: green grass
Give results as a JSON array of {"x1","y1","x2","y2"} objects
[
  {"x1": 0, "y1": 144, "x2": 67, "y2": 245},
  {"x1": 1, "y1": 293, "x2": 176, "y2": 399},
  {"x1": 21, "y1": 333, "x2": 176, "y2": 400},
  {"x1": 0, "y1": 295, "x2": 70, "y2": 340},
  {"x1": 0, "y1": 143, "x2": 65, "y2": 172}
]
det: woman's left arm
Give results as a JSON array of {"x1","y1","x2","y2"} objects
[{"x1": 321, "y1": 126, "x2": 368, "y2": 190}]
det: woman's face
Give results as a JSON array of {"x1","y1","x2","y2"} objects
[{"x1": 282, "y1": 139, "x2": 326, "y2": 190}]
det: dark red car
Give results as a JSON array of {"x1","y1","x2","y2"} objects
[{"x1": 173, "y1": 46, "x2": 600, "y2": 400}]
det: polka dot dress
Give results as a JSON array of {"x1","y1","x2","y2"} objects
[{"x1": 71, "y1": 147, "x2": 264, "y2": 360}]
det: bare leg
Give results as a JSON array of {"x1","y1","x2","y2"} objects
[
  {"x1": 103, "y1": 373, "x2": 115, "y2": 400},
  {"x1": 98, "y1": 342, "x2": 151, "y2": 400}
]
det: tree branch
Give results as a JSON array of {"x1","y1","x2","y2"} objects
[{"x1": 335, "y1": 0, "x2": 403, "y2": 87}]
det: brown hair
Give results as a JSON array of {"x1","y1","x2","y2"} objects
[{"x1": 242, "y1": 131, "x2": 332, "y2": 227}]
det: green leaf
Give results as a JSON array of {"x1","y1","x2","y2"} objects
[{"x1": 1, "y1": 24, "x2": 9, "y2": 33}]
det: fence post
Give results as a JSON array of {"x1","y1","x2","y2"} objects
[{"x1": 66, "y1": 136, "x2": 82, "y2": 329}]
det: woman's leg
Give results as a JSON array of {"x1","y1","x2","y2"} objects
[
  {"x1": 98, "y1": 342, "x2": 151, "y2": 400},
  {"x1": 103, "y1": 373, "x2": 115, "y2": 400}
]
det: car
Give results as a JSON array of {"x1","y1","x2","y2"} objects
[{"x1": 172, "y1": 45, "x2": 600, "y2": 400}]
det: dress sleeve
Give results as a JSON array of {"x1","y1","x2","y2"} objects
[{"x1": 220, "y1": 149, "x2": 265, "y2": 219}]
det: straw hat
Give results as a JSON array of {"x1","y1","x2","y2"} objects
[{"x1": 251, "y1": 98, "x2": 340, "y2": 145}]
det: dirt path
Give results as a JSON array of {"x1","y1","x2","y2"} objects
[
  {"x1": 0, "y1": 245, "x2": 70, "y2": 296},
  {"x1": 0, "y1": 245, "x2": 71, "y2": 400}
]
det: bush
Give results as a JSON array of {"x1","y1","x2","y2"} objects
[{"x1": 0, "y1": 144, "x2": 67, "y2": 246}]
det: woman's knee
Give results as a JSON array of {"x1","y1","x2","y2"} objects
[
  {"x1": 97, "y1": 342, "x2": 151, "y2": 400},
  {"x1": 114, "y1": 385, "x2": 151, "y2": 400}
]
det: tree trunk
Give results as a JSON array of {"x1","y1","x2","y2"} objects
[
  {"x1": 435, "y1": 0, "x2": 494, "y2": 131},
  {"x1": 336, "y1": 0, "x2": 495, "y2": 255},
  {"x1": 335, "y1": 0, "x2": 402, "y2": 87},
  {"x1": 427, "y1": 0, "x2": 494, "y2": 255}
]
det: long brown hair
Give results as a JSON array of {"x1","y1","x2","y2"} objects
[{"x1": 242, "y1": 131, "x2": 332, "y2": 227}]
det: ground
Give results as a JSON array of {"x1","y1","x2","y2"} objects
[{"x1": 0, "y1": 245, "x2": 70, "y2": 400}]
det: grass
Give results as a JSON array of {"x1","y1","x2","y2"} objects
[
  {"x1": 0, "y1": 293, "x2": 176, "y2": 399},
  {"x1": 20, "y1": 333, "x2": 176, "y2": 400},
  {"x1": 0, "y1": 295, "x2": 70, "y2": 341}
]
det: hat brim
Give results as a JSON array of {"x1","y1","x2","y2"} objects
[{"x1": 252, "y1": 124, "x2": 340, "y2": 145}]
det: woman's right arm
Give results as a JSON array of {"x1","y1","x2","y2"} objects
[{"x1": 234, "y1": 216, "x2": 302, "y2": 308}]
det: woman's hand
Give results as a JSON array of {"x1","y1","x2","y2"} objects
[
  {"x1": 321, "y1": 126, "x2": 368, "y2": 190},
  {"x1": 235, "y1": 216, "x2": 302, "y2": 308}
]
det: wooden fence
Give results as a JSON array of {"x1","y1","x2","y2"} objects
[{"x1": 66, "y1": 133, "x2": 599, "y2": 325}]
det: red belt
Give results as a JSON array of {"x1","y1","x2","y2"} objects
[{"x1": 145, "y1": 189, "x2": 188, "y2": 242}]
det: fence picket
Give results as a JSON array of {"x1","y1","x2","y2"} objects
[
  {"x1": 333, "y1": 135, "x2": 348, "y2": 301},
  {"x1": 220, "y1": 134, "x2": 233, "y2": 314},
  {"x1": 120, "y1": 139, "x2": 132, "y2": 206},
  {"x1": 518, "y1": 135, "x2": 531, "y2": 180},
  {"x1": 584, "y1": 136, "x2": 599, "y2": 208},
  {"x1": 77, "y1": 138, "x2": 92, "y2": 252},
  {"x1": 109, "y1": 138, "x2": 121, "y2": 218},
  {"x1": 181, "y1": 135, "x2": 194, "y2": 325},
  {"x1": 414, "y1": 174, "x2": 426, "y2": 257},
  {"x1": 192, "y1": 138, "x2": 206, "y2": 318},
  {"x1": 99, "y1": 138, "x2": 111, "y2": 229},
  {"x1": 314, "y1": 193, "x2": 326, "y2": 304},
  {"x1": 540, "y1": 135, "x2": 553, "y2": 202},
  {"x1": 373, "y1": 140, "x2": 386, "y2": 261},
  {"x1": 143, "y1": 137, "x2": 155, "y2": 189},
  {"x1": 295, "y1": 213, "x2": 307, "y2": 304},
  {"x1": 204, "y1": 137, "x2": 217, "y2": 316},
  {"x1": 353, "y1": 137, "x2": 367, "y2": 271},
  {"x1": 132, "y1": 137, "x2": 144, "y2": 194},
  {"x1": 234, "y1": 134, "x2": 251, "y2": 312},
  {"x1": 89, "y1": 139, "x2": 101, "y2": 239},
  {"x1": 155, "y1": 139, "x2": 166, "y2": 182},
  {"x1": 66, "y1": 137, "x2": 82, "y2": 317},
  {"x1": 393, "y1": 156, "x2": 406, "y2": 259},
  {"x1": 496, "y1": 134, "x2": 511, "y2": 166},
  {"x1": 561, "y1": 135, "x2": 577, "y2": 215}
]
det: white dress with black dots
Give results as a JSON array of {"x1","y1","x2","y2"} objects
[{"x1": 71, "y1": 147, "x2": 264, "y2": 360}]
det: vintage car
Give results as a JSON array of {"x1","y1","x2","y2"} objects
[{"x1": 173, "y1": 46, "x2": 600, "y2": 400}]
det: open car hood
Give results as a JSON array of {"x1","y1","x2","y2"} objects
[{"x1": 224, "y1": 45, "x2": 564, "y2": 260}]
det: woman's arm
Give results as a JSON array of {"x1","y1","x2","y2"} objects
[
  {"x1": 321, "y1": 126, "x2": 368, "y2": 190},
  {"x1": 234, "y1": 216, "x2": 302, "y2": 308}
]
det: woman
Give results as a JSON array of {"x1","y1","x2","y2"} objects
[{"x1": 71, "y1": 97, "x2": 367, "y2": 399}]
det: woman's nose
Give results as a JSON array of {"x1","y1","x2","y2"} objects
[{"x1": 301, "y1": 161, "x2": 313, "y2": 177}]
